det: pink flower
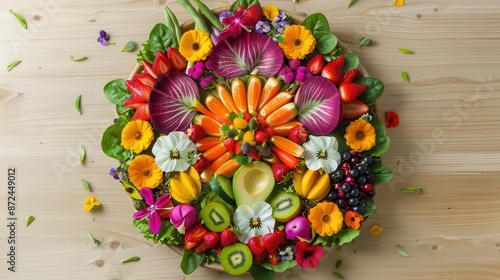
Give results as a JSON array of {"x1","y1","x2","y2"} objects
[
  {"x1": 170, "y1": 204, "x2": 198, "y2": 234},
  {"x1": 294, "y1": 241, "x2": 323, "y2": 268},
  {"x1": 385, "y1": 110, "x2": 400, "y2": 128},
  {"x1": 133, "y1": 188, "x2": 173, "y2": 234},
  {"x1": 220, "y1": 4, "x2": 262, "y2": 40}
]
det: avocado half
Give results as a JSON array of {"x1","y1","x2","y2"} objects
[{"x1": 232, "y1": 161, "x2": 275, "y2": 207}]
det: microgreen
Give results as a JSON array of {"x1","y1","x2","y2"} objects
[
  {"x1": 26, "y1": 215, "x2": 35, "y2": 227},
  {"x1": 79, "y1": 146, "x2": 86, "y2": 163},
  {"x1": 346, "y1": 0, "x2": 357, "y2": 8},
  {"x1": 396, "y1": 244, "x2": 409, "y2": 257},
  {"x1": 402, "y1": 71, "x2": 410, "y2": 83},
  {"x1": 9, "y1": 10, "x2": 27, "y2": 29},
  {"x1": 333, "y1": 271, "x2": 346, "y2": 279},
  {"x1": 7, "y1": 60, "x2": 22, "y2": 71},
  {"x1": 87, "y1": 231, "x2": 103, "y2": 246},
  {"x1": 121, "y1": 41, "x2": 136, "y2": 52},
  {"x1": 359, "y1": 37, "x2": 372, "y2": 47},
  {"x1": 70, "y1": 55, "x2": 88, "y2": 62},
  {"x1": 400, "y1": 187, "x2": 422, "y2": 193},
  {"x1": 335, "y1": 259, "x2": 343, "y2": 268},
  {"x1": 122, "y1": 256, "x2": 141, "y2": 263},
  {"x1": 399, "y1": 48, "x2": 415, "y2": 54},
  {"x1": 81, "y1": 179, "x2": 91, "y2": 191},
  {"x1": 75, "y1": 95, "x2": 82, "y2": 114}
]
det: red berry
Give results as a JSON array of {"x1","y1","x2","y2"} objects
[
  {"x1": 288, "y1": 124, "x2": 308, "y2": 144},
  {"x1": 243, "y1": 113, "x2": 253, "y2": 122},
  {"x1": 321, "y1": 56, "x2": 345, "y2": 86},
  {"x1": 247, "y1": 235, "x2": 265, "y2": 255},
  {"x1": 167, "y1": 46, "x2": 187, "y2": 72},
  {"x1": 271, "y1": 163, "x2": 292, "y2": 182},
  {"x1": 152, "y1": 50, "x2": 172, "y2": 75},
  {"x1": 203, "y1": 232, "x2": 220, "y2": 249},
  {"x1": 254, "y1": 131, "x2": 269, "y2": 144},
  {"x1": 341, "y1": 68, "x2": 358, "y2": 84},
  {"x1": 263, "y1": 126, "x2": 274, "y2": 137},
  {"x1": 306, "y1": 53, "x2": 325, "y2": 75},
  {"x1": 256, "y1": 116, "x2": 267, "y2": 131},
  {"x1": 263, "y1": 231, "x2": 282, "y2": 253},
  {"x1": 223, "y1": 138, "x2": 236, "y2": 152},
  {"x1": 186, "y1": 124, "x2": 206, "y2": 142},
  {"x1": 339, "y1": 83, "x2": 367, "y2": 103},
  {"x1": 192, "y1": 155, "x2": 210, "y2": 172},
  {"x1": 220, "y1": 228, "x2": 238, "y2": 248}
]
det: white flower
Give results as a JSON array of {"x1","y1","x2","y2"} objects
[
  {"x1": 233, "y1": 201, "x2": 275, "y2": 243},
  {"x1": 152, "y1": 132, "x2": 197, "y2": 173},
  {"x1": 302, "y1": 135, "x2": 341, "y2": 173},
  {"x1": 279, "y1": 246, "x2": 294, "y2": 261}
]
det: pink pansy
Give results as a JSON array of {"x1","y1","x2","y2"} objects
[
  {"x1": 295, "y1": 241, "x2": 323, "y2": 268},
  {"x1": 133, "y1": 187, "x2": 173, "y2": 234}
]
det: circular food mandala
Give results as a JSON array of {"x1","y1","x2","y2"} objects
[{"x1": 101, "y1": 0, "x2": 393, "y2": 277}]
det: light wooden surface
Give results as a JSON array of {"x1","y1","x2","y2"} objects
[{"x1": 1, "y1": 0, "x2": 499, "y2": 279}]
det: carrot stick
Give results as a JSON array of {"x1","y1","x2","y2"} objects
[
  {"x1": 271, "y1": 146, "x2": 299, "y2": 169},
  {"x1": 231, "y1": 78, "x2": 247, "y2": 113},
  {"x1": 246, "y1": 75, "x2": 262, "y2": 114},
  {"x1": 257, "y1": 77, "x2": 281, "y2": 111},
  {"x1": 257, "y1": 91, "x2": 293, "y2": 119},
  {"x1": 217, "y1": 84, "x2": 239, "y2": 113}
]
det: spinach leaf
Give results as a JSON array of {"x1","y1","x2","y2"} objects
[
  {"x1": 101, "y1": 124, "x2": 132, "y2": 161},
  {"x1": 357, "y1": 77, "x2": 384, "y2": 103},
  {"x1": 149, "y1": 23, "x2": 176, "y2": 54},
  {"x1": 315, "y1": 31, "x2": 337, "y2": 54},
  {"x1": 180, "y1": 248, "x2": 205, "y2": 275},
  {"x1": 103, "y1": 79, "x2": 130, "y2": 105}
]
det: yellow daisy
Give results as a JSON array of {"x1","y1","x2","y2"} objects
[
  {"x1": 308, "y1": 201, "x2": 343, "y2": 237},
  {"x1": 179, "y1": 29, "x2": 213, "y2": 62},
  {"x1": 128, "y1": 155, "x2": 163, "y2": 189},
  {"x1": 344, "y1": 119, "x2": 376, "y2": 152},
  {"x1": 263, "y1": 4, "x2": 279, "y2": 21},
  {"x1": 121, "y1": 119, "x2": 154, "y2": 154},
  {"x1": 279, "y1": 25, "x2": 316, "y2": 59}
]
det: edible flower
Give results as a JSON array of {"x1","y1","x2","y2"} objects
[
  {"x1": 84, "y1": 196, "x2": 101, "y2": 211},
  {"x1": 279, "y1": 246, "x2": 294, "y2": 261},
  {"x1": 308, "y1": 201, "x2": 343, "y2": 237},
  {"x1": 219, "y1": 4, "x2": 262, "y2": 40},
  {"x1": 121, "y1": 119, "x2": 154, "y2": 154},
  {"x1": 345, "y1": 119, "x2": 376, "y2": 152},
  {"x1": 170, "y1": 204, "x2": 198, "y2": 234},
  {"x1": 303, "y1": 135, "x2": 341, "y2": 173},
  {"x1": 255, "y1": 21, "x2": 271, "y2": 33},
  {"x1": 385, "y1": 110, "x2": 400, "y2": 128},
  {"x1": 279, "y1": 25, "x2": 316, "y2": 59},
  {"x1": 133, "y1": 188, "x2": 173, "y2": 234},
  {"x1": 97, "y1": 30, "x2": 110, "y2": 46},
  {"x1": 128, "y1": 154, "x2": 163, "y2": 189},
  {"x1": 109, "y1": 166, "x2": 124, "y2": 180},
  {"x1": 295, "y1": 241, "x2": 323, "y2": 268},
  {"x1": 370, "y1": 225, "x2": 383, "y2": 236},
  {"x1": 263, "y1": 5, "x2": 279, "y2": 21},
  {"x1": 344, "y1": 211, "x2": 364, "y2": 230},
  {"x1": 152, "y1": 132, "x2": 197, "y2": 173},
  {"x1": 394, "y1": 0, "x2": 405, "y2": 7},
  {"x1": 179, "y1": 29, "x2": 213, "y2": 62},
  {"x1": 233, "y1": 201, "x2": 275, "y2": 243}
]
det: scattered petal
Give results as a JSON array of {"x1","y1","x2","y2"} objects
[
  {"x1": 9, "y1": 10, "x2": 27, "y2": 29},
  {"x1": 7, "y1": 60, "x2": 22, "y2": 72},
  {"x1": 26, "y1": 215, "x2": 35, "y2": 227},
  {"x1": 79, "y1": 146, "x2": 86, "y2": 163},
  {"x1": 384, "y1": 110, "x2": 400, "y2": 128},
  {"x1": 396, "y1": 244, "x2": 410, "y2": 257},
  {"x1": 394, "y1": 0, "x2": 405, "y2": 7},
  {"x1": 370, "y1": 225, "x2": 383, "y2": 236}
]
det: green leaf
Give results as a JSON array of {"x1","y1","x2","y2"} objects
[
  {"x1": 367, "y1": 117, "x2": 390, "y2": 157},
  {"x1": 333, "y1": 271, "x2": 347, "y2": 279},
  {"x1": 116, "y1": 105, "x2": 134, "y2": 125},
  {"x1": 133, "y1": 219, "x2": 182, "y2": 245},
  {"x1": 260, "y1": 260, "x2": 297, "y2": 273},
  {"x1": 359, "y1": 37, "x2": 372, "y2": 47},
  {"x1": 180, "y1": 248, "x2": 205, "y2": 275},
  {"x1": 402, "y1": 71, "x2": 410, "y2": 84},
  {"x1": 103, "y1": 79, "x2": 130, "y2": 106},
  {"x1": 249, "y1": 264, "x2": 274, "y2": 280},
  {"x1": 149, "y1": 23, "x2": 176, "y2": 54},
  {"x1": 399, "y1": 48, "x2": 415, "y2": 54},
  {"x1": 347, "y1": 0, "x2": 357, "y2": 8},
  {"x1": 363, "y1": 197, "x2": 377, "y2": 217},
  {"x1": 371, "y1": 164, "x2": 393, "y2": 185},
  {"x1": 400, "y1": 187, "x2": 423, "y2": 194},
  {"x1": 26, "y1": 215, "x2": 35, "y2": 227},
  {"x1": 335, "y1": 228, "x2": 360, "y2": 246},
  {"x1": 7, "y1": 60, "x2": 22, "y2": 71},
  {"x1": 101, "y1": 124, "x2": 132, "y2": 161},
  {"x1": 234, "y1": 155, "x2": 252, "y2": 165},
  {"x1": 122, "y1": 256, "x2": 141, "y2": 263},
  {"x1": 136, "y1": 40, "x2": 155, "y2": 64},
  {"x1": 343, "y1": 52, "x2": 359, "y2": 72},
  {"x1": 79, "y1": 146, "x2": 86, "y2": 163},
  {"x1": 335, "y1": 259, "x2": 343, "y2": 268},
  {"x1": 302, "y1": 13, "x2": 331, "y2": 35},
  {"x1": 75, "y1": 95, "x2": 82, "y2": 114},
  {"x1": 357, "y1": 77, "x2": 384, "y2": 103},
  {"x1": 396, "y1": 244, "x2": 410, "y2": 257},
  {"x1": 87, "y1": 231, "x2": 103, "y2": 246},
  {"x1": 9, "y1": 10, "x2": 27, "y2": 29},
  {"x1": 120, "y1": 41, "x2": 136, "y2": 52},
  {"x1": 315, "y1": 32, "x2": 337, "y2": 54},
  {"x1": 81, "y1": 179, "x2": 91, "y2": 192},
  {"x1": 70, "y1": 55, "x2": 88, "y2": 61}
]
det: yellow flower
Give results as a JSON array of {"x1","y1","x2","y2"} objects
[
  {"x1": 394, "y1": 0, "x2": 404, "y2": 7},
  {"x1": 370, "y1": 225, "x2": 383, "y2": 236},
  {"x1": 121, "y1": 119, "x2": 154, "y2": 154},
  {"x1": 179, "y1": 29, "x2": 213, "y2": 62},
  {"x1": 279, "y1": 25, "x2": 316, "y2": 59},
  {"x1": 344, "y1": 119, "x2": 376, "y2": 152},
  {"x1": 84, "y1": 196, "x2": 101, "y2": 211},
  {"x1": 308, "y1": 201, "x2": 343, "y2": 237},
  {"x1": 263, "y1": 4, "x2": 279, "y2": 21},
  {"x1": 128, "y1": 154, "x2": 163, "y2": 189}
]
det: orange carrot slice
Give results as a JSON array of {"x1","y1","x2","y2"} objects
[
  {"x1": 196, "y1": 137, "x2": 221, "y2": 152},
  {"x1": 257, "y1": 91, "x2": 293, "y2": 119},
  {"x1": 216, "y1": 84, "x2": 239, "y2": 113},
  {"x1": 205, "y1": 94, "x2": 230, "y2": 120},
  {"x1": 271, "y1": 136, "x2": 304, "y2": 158},
  {"x1": 202, "y1": 142, "x2": 228, "y2": 162},
  {"x1": 257, "y1": 77, "x2": 281, "y2": 111},
  {"x1": 273, "y1": 120, "x2": 302, "y2": 137},
  {"x1": 247, "y1": 75, "x2": 262, "y2": 114},
  {"x1": 265, "y1": 102, "x2": 298, "y2": 127},
  {"x1": 200, "y1": 151, "x2": 232, "y2": 182},
  {"x1": 193, "y1": 115, "x2": 223, "y2": 137},
  {"x1": 193, "y1": 99, "x2": 230, "y2": 125},
  {"x1": 262, "y1": 153, "x2": 282, "y2": 165},
  {"x1": 271, "y1": 146, "x2": 299, "y2": 169},
  {"x1": 215, "y1": 159, "x2": 242, "y2": 177},
  {"x1": 231, "y1": 78, "x2": 247, "y2": 113}
]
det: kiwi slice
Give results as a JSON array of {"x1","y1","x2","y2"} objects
[
  {"x1": 269, "y1": 191, "x2": 302, "y2": 222},
  {"x1": 200, "y1": 202, "x2": 230, "y2": 232},
  {"x1": 209, "y1": 175, "x2": 235, "y2": 205},
  {"x1": 220, "y1": 243, "x2": 252, "y2": 275}
]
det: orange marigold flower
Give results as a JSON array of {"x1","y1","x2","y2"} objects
[
  {"x1": 279, "y1": 25, "x2": 316, "y2": 59},
  {"x1": 344, "y1": 211, "x2": 364, "y2": 230},
  {"x1": 344, "y1": 119, "x2": 376, "y2": 152},
  {"x1": 307, "y1": 201, "x2": 343, "y2": 237},
  {"x1": 128, "y1": 154, "x2": 163, "y2": 189}
]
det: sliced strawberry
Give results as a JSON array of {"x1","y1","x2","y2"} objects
[
  {"x1": 220, "y1": 228, "x2": 238, "y2": 248},
  {"x1": 123, "y1": 80, "x2": 152, "y2": 108},
  {"x1": 321, "y1": 55, "x2": 345, "y2": 86},
  {"x1": 271, "y1": 163, "x2": 292, "y2": 182},
  {"x1": 339, "y1": 82, "x2": 367, "y2": 103},
  {"x1": 195, "y1": 240, "x2": 209, "y2": 253},
  {"x1": 187, "y1": 124, "x2": 206, "y2": 142},
  {"x1": 203, "y1": 232, "x2": 220, "y2": 249},
  {"x1": 184, "y1": 240, "x2": 199, "y2": 250},
  {"x1": 233, "y1": 142, "x2": 242, "y2": 156},
  {"x1": 256, "y1": 116, "x2": 267, "y2": 131},
  {"x1": 243, "y1": 113, "x2": 253, "y2": 122},
  {"x1": 254, "y1": 131, "x2": 269, "y2": 145},
  {"x1": 152, "y1": 50, "x2": 172, "y2": 75},
  {"x1": 253, "y1": 252, "x2": 267, "y2": 265},
  {"x1": 263, "y1": 126, "x2": 274, "y2": 138},
  {"x1": 131, "y1": 104, "x2": 150, "y2": 121},
  {"x1": 223, "y1": 138, "x2": 236, "y2": 153},
  {"x1": 141, "y1": 60, "x2": 158, "y2": 79},
  {"x1": 133, "y1": 73, "x2": 156, "y2": 88},
  {"x1": 342, "y1": 68, "x2": 358, "y2": 84},
  {"x1": 343, "y1": 99, "x2": 369, "y2": 119},
  {"x1": 306, "y1": 54, "x2": 325, "y2": 75},
  {"x1": 167, "y1": 46, "x2": 187, "y2": 72},
  {"x1": 247, "y1": 235, "x2": 265, "y2": 255},
  {"x1": 288, "y1": 124, "x2": 308, "y2": 144},
  {"x1": 275, "y1": 228, "x2": 288, "y2": 246},
  {"x1": 265, "y1": 250, "x2": 279, "y2": 266},
  {"x1": 247, "y1": 147, "x2": 261, "y2": 161},
  {"x1": 193, "y1": 155, "x2": 210, "y2": 172},
  {"x1": 263, "y1": 231, "x2": 282, "y2": 253},
  {"x1": 185, "y1": 223, "x2": 208, "y2": 243}
]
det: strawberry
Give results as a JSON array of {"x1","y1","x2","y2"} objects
[
  {"x1": 223, "y1": 138, "x2": 236, "y2": 152},
  {"x1": 253, "y1": 252, "x2": 267, "y2": 265},
  {"x1": 152, "y1": 50, "x2": 172, "y2": 75},
  {"x1": 141, "y1": 60, "x2": 158, "y2": 79},
  {"x1": 247, "y1": 235, "x2": 265, "y2": 255},
  {"x1": 203, "y1": 232, "x2": 220, "y2": 249},
  {"x1": 186, "y1": 124, "x2": 206, "y2": 142},
  {"x1": 306, "y1": 54, "x2": 325, "y2": 75},
  {"x1": 288, "y1": 124, "x2": 308, "y2": 144},
  {"x1": 265, "y1": 250, "x2": 279, "y2": 266},
  {"x1": 195, "y1": 240, "x2": 209, "y2": 253},
  {"x1": 256, "y1": 116, "x2": 267, "y2": 131},
  {"x1": 254, "y1": 131, "x2": 269, "y2": 144},
  {"x1": 263, "y1": 126, "x2": 274, "y2": 138},
  {"x1": 124, "y1": 80, "x2": 152, "y2": 108},
  {"x1": 193, "y1": 155, "x2": 210, "y2": 172},
  {"x1": 274, "y1": 228, "x2": 288, "y2": 246},
  {"x1": 167, "y1": 46, "x2": 187, "y2": 72},
  {"x1": 272, "y1": 163, "x2": 292, "y2": 182},
  {"x1": 247, "y1": 147, "x2": 261, "y2": 161},
  {"x1": 220, "y1": 228, "x2": 238, "y2": 248},
  {"x1": 233, "y1": 142, "x2": 242, "y2": 155},
  {"x1": 339, "y1": 82, "x2": 367, "y2": 103},
  {"x1": 131, "y1": 104, "x2": 150, "y2": 121},
  {"x1": 343, "y1": 99, "x2": 369, "y2": 119},
  {"x1": 342, "y1": 68, "x2": 358, "y2": 84},
  {"x1": 133, "y1": 72, "x2": 156, "y2": 88},
  {"x1": 321, "y1": 55, "x2": 345, "y2": 86},
  {"x1": 184, "y1": 240, "x2": 199, "y2": 250},
  {"x1": 185, "y1": 223, "x2": 208, "y2": 243},
  {"x1": 263, "y1": 230, "x2": 282, "y2": 253},
  {"x1": 243, "y1": 113, "x2": 253, "y2": 122}
]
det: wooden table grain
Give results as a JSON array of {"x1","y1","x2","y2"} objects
[{"x1": 1, "y1": 0, "x2": 499, "y2": 279}]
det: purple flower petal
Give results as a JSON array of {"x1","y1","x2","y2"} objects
[
  {"x1": 133, "y1": 209, "x2": 150, "y2": 219},
  {"x1": 149, "y1": 211, "x2": 162, "y2": 234},
  {"x1": 140, "y1": 187, "x2": 155, "y2": 206},
  {"x1": 155, "y1": 193, "x2": 171, "y2": 208}
]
